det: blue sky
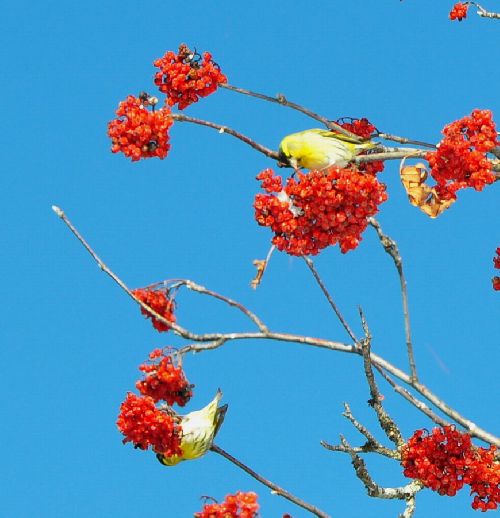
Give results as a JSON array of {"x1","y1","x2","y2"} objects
[{"x1": 1, "y1": 1, "x2": 498, "y2": 517}]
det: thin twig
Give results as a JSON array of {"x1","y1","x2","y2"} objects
[
  {"x1": 468, "y1": 1, "x2": 500, "y2": 18},
  {"x1": 179, "y1": 280, "x2": 268, "y2": 333},
  {"x1": 376, "y1": 133, "x2": 435, "y2": 149},
  {"x1": 320, "y1": 441, "x2": 397, "y2": 460},
  {"x1": 210, "y1": 444, "x2": 330, "y2": 518},
  {"x1": 368, "y1": 218, "x2": 417, "y2": 382},
  {"x1": 303, "y1": 256, "x2": 358, "y2": 344},
  {"x1": 339, "y1": 436, "x2": 423, "y2": 500},
  {"x1": 373, "y1": 364, "x2": 450, "y2": 428},
  {"x1": 170, "y1": 113, "x2": 279, "y2": 160},
  {"x1": 221, "y1": 83, "x2": 362, "y2": 140},
  {"x1": 358, "y1": 310, "x2": 404, "y2": 448}
]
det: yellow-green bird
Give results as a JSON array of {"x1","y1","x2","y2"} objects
[
  {"x1": 156, "y1": 390, "x2": 227, "y2": 466},
  {"x1": 278, "y1": 129, "x2": 377, "y2": 170}
]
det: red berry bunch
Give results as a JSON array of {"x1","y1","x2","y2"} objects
[
  {"x1": 154, "y1": 44, "x2": 227, "y2": 110},
  {"x1": 136, "y1": 348, "x2": 194, "y2": 407},
  {"x1": 426, "y1": 109, "x2": 497, "y2": 200},
  {"x1": 402, "y1": 426, "x2": 500, "y2": 511},
  {"x1": 194, "y1": 492, "x2": 259, "y2": 518},
  {"x1": 493, "y1": 247, "x2": 500, "y2": 291},
  {"x1": 132, "y1": 287, "x2": 176, "y2": 332},
  {"x1": 107, "y1": 95, "x2": 173, "y2": 161},
  {"x1": 116, "y1": 393, "x2": 182, "y2": 456},
  {"x1": 338, "y1": 117, "x2": 384, "y2": 175},
  {"x1": 449, "y1": 2, "x2": 469, "y2": 20},
  {"x1": 254, "y1": 166, "x2": 387, "y2": 255}
]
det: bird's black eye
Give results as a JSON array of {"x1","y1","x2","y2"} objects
[{"x1": 278, "y1": 149, "x2": 290, "y2": 165}]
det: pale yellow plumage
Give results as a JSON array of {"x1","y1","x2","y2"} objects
[
  {"x1": 157, "y1": 390, "x2": 227, "y2": 466},
  {"x1": 278, "y1": 129, "x2": 376, "y2": 170}
]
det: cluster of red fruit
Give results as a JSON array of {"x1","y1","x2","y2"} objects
[
  {"x1": 116, "y1": 392, "x2": 182, "y2": 456},
  {"x1": 154, "y1": 43, "x2": 227, "y2": 110},
  {"x1": 426, "y1": 109, "x2": 497, "y2": 200},
  {"x1": 449, "y1": 2, "x2": 469, "y2": 20},
  {"x1": 194, "y1": 492, "x2": 259, "y2": 518},
  {"x1": 402, "y1": 426, "x2": 500, "y2": 511},
  {"x1": 254, "y1": 166, "x2": 387, "y2": 256},
  {"x1": 107, "y1": 95, "x2": 173, "y2": 161},
  {"x1": 132, "y1": 287, "x2": 176, "y2": 332},
  {"x1": 493, "y1": 247, "x2": 500, "y2": 291},
  {"x1": 136, "y1": 348, "x2": 194, "y2": 406},
  {"x1": 338, "y1": 118, "x2": 384, "y2": 175},
  {"x1": 108, "y1": 45, "x2": 226, "y2": 160},
  {"x1": 117, "y1": 348, "x2": 193, "y2": 455}
]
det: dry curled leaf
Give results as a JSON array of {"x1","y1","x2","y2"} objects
[
  {"x1": 400, "y1": 162, "x2": 455, "y2": 218},
  {"x1": 251, "y1": 259, "x2": 267, "y2": 289}
]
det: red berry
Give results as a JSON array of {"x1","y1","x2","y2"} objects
[
  {"x1": 194, "y1": 491, "x2": 259, "y2": 518},
  {"x1": 116, "y1": 393, "x2": 182, "y2": 456},
  {"x1": 449, "y1": 3, "x2": 469, "y2": 21},
  {"x1": 254, "y1": 166, "x2": 387, "y2": 256},
  {"x1": 132, "y1": 287, "x2": 176, "y2": 333},
  {"x1": 153, "y1": 44, "x2": 227, "y2": 110},
  {"x1": 136, "y1": 348, "x2": 194, "y2": 407},
  {"x1": 107, "y1": 95, "x2": 173, "y2": 161},
  {"x1": 425, "y1": 110, "x2": 497, "y2": 200}
]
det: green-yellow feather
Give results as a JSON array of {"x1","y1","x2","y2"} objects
[
  {"x1": 156, "y1": 390, "x2": 227, "y2": 467},
  {"x1": 279, "y1": 129, "x2": 376, "y2": 170}
]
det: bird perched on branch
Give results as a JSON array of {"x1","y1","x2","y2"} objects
[
  {"x1": 278, "y1": 129, "x2": 377, "y2": 170},
  {"x1": 156, "y1": 390, "x2": 227, "y2": 466}
]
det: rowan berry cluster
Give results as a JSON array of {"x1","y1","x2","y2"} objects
[
  {"x1": 449, "y1": 2, "x2": 469, "y2": 20},
  {"x1": 116, "y1": 392, "x2": 182, "y2": 456},
  {"x1": 493, "y1": 247, "x2": 500, "y2": 291},
  {"x1": 154, "y1": 44, "x2": 227, "y2": 110},
  {"x1": 194, "y1": 492, "x2": 259, "y2": 518},
  {"x1": 137, "y1": 348, "x2": 194, "y2": 406},
  {"x1": 132, "y1": 287, "x2": 176, "y2": 332},
  {"x1": 402, "y1": 426, "x2": 500, "y2": 511},
  {"x1": 254, "y1": 166, "x2": 387, "y2": 255},
  {"x1": 338, "y1": 117, "x2": 384, "y2": 175},
  {"x1": 426, "y1": 109, "x2": 497, "y2": 200},
  {"x1": 107, "y1": 95, "x2": 173, "y2": 161}
]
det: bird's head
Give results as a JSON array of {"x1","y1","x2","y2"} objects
[
  {"x1": 156, "y1": 452, "x2": 183, "y2": 467},
  {"x1": 278, "y1": 137, "x2": 299, "y2": 169}
]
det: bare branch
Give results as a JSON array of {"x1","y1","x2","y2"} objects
[
  {"x1": 358, "y1": 311, "x2": 404, "y2": 448},
  {"x1": 373, "y1": 364, "x2": 450, "y2": 429},
  {"x1": 221, "y1": 83, "x2": 362, "y2": 141},
  {"x1": 303, "y1": 256, "x2": 358, "y2": 344},
  {"x1": 339, "y1": 436, "x2": 423, "y2": 500},
  {"x1": 170, "y1": 113, "x2": 279, "y2": 160},
  {"x1": 321, "y1": 402, "x2": 399, "y2": 460},
  {"x1": 177, "y1": 280, "x2": 268, "y2": 333},
  {"x1": 376, "y1": 133, "x2": 435, "y2": 149},
  {"x1": 368, "y1": 218, "x2": 417, "y2": 382},
  {"x1": 52, "y1": 206, "x2": 500, "y2": 448},
  {"x1": 211, "y1": 444, "x2": 331, "y2": 518},
  {"x1": 468, "y1": 1, "x2": 500, "y2": 19}
]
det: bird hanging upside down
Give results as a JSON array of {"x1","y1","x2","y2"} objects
[{"x1": 156, "y1": 390, "x2": 227, "y2": 466}]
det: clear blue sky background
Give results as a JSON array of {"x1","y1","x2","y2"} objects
[{"x1": 1, "y1": 1, "x2": 498, "y2": 517}]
